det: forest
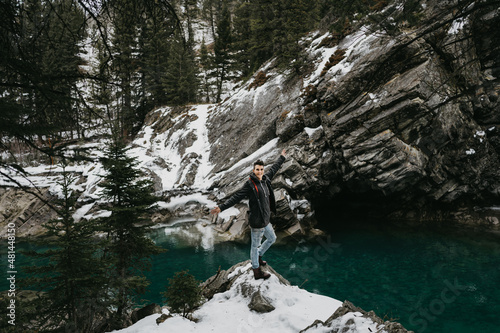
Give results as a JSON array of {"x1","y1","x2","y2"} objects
[{"x1": 0, "y1": 0, "x2": 395, "y2": 147}]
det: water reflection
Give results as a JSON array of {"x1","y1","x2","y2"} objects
[{"x1": 150, "y1": 218, "x2": 228, "y2": 251}]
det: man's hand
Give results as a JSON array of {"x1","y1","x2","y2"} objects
[
  {"x1": 211, "y1": 206, "x2": 221, "y2": 215},
  {"x1": 281, "y1": 149, "x2": 287, "y2": 157}
]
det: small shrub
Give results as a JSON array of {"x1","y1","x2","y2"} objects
[
  {"x1": 321, "y1": 48, "x2": 347, "y2": 76},
  {"x1": 248, "y1": 71, "x2": 268, "y2": 89},
  {"x1": 370, "y1": 0, "x2": 389, "y2": 11},
  {"x1": 341, "y1": 17, "x2": 353, "y2": 37},
  {"x1": 162, "y1": 270, "x2": 203, "y2": 318},
  {"x1": 279, "y1": 110, "x2": 291, "y2": 122},
  {"x1": 317, "y1": 34, "x2": 340, "y2": 48},
  {"x1": 302, "y1": 85, "x2": 318, "y2": 103}
]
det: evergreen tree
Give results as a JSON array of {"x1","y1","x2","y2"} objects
[
  {"x1": 248, "y1": 0, "x2": 275, "y2": 72},
  {"x1": 110, "y1": 0, "x2": 140, "y2": 138},
  {"x1": 140, "y1": 2, "x2": 177, "y2": 108},
  {"x1": 163, "y1": 30, "x2": 199, "y2": 105},
  {"x1": 1, "y1": 0, "x2": 86, "y2": 152},
  {"x1": 213, "y1": 2, "x2": 232, "y2": 102},
  {"x1": 201, "y1": 0, "x2": 223, "y2": 39},
  {"x1": 232, "y1": 0, "x2": 253, "y2": 78},
  {"x1": 92, "y1": 36, "x2": 114, "y2": 122},
  {"x1": 181, "y1": 0, "x2": 199, "y2": 43},
  {"x1": 199, "y1": 38, "x2": 215, "y2": 102},
  {"x1": 162, "y1": 270, "x2": 203, "y2": 318},
  {"x1": 23, "y1": 164, "x2": 108, "y2": 332},
  {"x1": 98, "y1": 138, "x2": 164, "y2": 329},
  {"x1": 272, "y1": 0, "x2": 318, "y2": 72}
]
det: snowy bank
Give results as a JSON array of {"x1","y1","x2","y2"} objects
[{"x1": 110, "y1": 261, "x2": 412, "y2": 333}]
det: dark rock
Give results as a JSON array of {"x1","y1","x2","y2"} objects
[
  {"x1": 131, "y1": 303, "x2": 161, "y2": 324},
  {"x1": 248, "y1": 290, "x2": 275, "y2": 313},
  {"x1": 0, "y1": 188, "x2": 58, "y2": 239},
  {"x1": 276, "y1": 109, "x2": 306, "y2": 142},
  {"x1": 156, "y1": 313, "x2": 172, "y2": 325}
]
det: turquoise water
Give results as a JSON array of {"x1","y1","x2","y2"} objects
[
  {"x1": 145, "y1": 220, "x2": 500, "y2": 333},
  {"x1": 2, "y1": 220, "x2": 500, "y2": 333}
]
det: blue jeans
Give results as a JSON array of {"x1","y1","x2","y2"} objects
[{"x1": 250, "y1": 224, "x2": 277, "y2": 269}]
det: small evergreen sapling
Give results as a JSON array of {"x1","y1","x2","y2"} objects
[{"x1": 163, "y1": 270, "x2": 203, "y2": 318}]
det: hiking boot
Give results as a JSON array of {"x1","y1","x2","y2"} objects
[
  {"x1": 259, "y1": 256, "x2": 267, "y2": 266},
  {"x1": 252, "y1": 267, "x2": 271, "y2": 280}
]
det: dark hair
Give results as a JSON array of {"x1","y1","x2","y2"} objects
[{"x1": 253, "y1": 159, "x2": 264, "y2": 168}]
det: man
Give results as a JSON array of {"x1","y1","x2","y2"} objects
[{"x1": 211, "y1": 149, "x2": 286, "y2": 280}]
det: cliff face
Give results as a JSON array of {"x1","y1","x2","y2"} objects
[{"x1": 204, "y1": 0, "x2": 500, "y2": 230}]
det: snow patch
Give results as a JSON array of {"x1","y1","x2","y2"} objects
[
  {"x1": 305, "y1": 126, "x2": 323, "y2": 137},
  {"x1": 155, "y1": 193, "x2": 216, "y2": 211},
  {"x1": 215, "y1": 138, "x2": 280, "y2": 177},
  {"x1": 465, "y1": 148, "x2": 476, "y2": 155},
  {"x1": 218, "y1": 206, "x2": 241, "y2": 222},
  {"x1": 448, "y1": 17, "x2": 466, "y2": 35}
]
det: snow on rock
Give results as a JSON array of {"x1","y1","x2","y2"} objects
[
  {"x1": 304, "y1": 26, "x2": 379, "y2": 87},
  {"x1": 130, "y1": 104, "x2": 214, "y2": 191},
  {"x1": 217, "y1": 206, "x2": 240, "y2": 222},
  {"x1": 155, "y1": 193, "x2": 216, "y2": 211},
  {"x1": 300, "y1": 299, "x2": 413, "y2": 333},
  {"x1": 110, "y1": 261, "x2": 343, "y2": 333},
  {"x1": 110, "y1": 261, "x2": 412, "y2": 333}
]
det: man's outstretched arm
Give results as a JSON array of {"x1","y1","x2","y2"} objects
[
  {"x1": 211, "y1": 183, "x2": 251, "y2": 215},
  {"x1": 265, "y1": 149, "x2": 287, "y2": 181}
]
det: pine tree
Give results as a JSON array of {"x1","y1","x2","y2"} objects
[
  {"x1": 272, "y1": 0, "x2": 318, "y2": 72},
  {"x1": 232, "y1": 0, "x2": 253, "y2": 79},
  {"x1": 163, "y1": 30, "x2": 199, "y2": 105},
  {"x1": 162, "y1": 270, "x2": 203, "y2": 318},
  {"x1": 1, "y1": 0, "x2": 86, "y2": 147},
  {"x1": 23, "y1": 163, "x2": 108, "y2": 332},
  {"x1": 140, "y1": 2, "x2": 177, "y2": 108},
  {"x1": 199, "y1": 38, "x2": 215, "y2": 102},
  {"x1": 201, "y1": 0, "x2": 223, "y2": 39},
  {"x1": 213, "y1": 2, "x2": 232, "y2": 102},
  {"x1": 98, "y1": 138, "x2": 164, "y2": 329},
  {"x1": 110, "y1": 0, "x2": 140, "y2": 138},
  {"x1": 248, "y1": 0, "x2": 275, "y2": 72}
]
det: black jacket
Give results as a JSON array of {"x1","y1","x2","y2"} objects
[{"x1": 219, "y1": 155, "x2": 286, "y2": 228}]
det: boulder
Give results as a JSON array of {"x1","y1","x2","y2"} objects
[
  {"x1": 155, "y1": 313, "x2": 172, "y2": 325},
  {"x1": 131, "y1": 303, "x2": 161, "y2": 324},
  {"x1": 248, "y1": 290, "x2": 275, "y2": 313}
]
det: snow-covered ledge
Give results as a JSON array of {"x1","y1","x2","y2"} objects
[{"x1": 112, "y1": 261, "x2": 413, "y2": 333}]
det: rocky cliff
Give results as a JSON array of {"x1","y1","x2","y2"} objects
[{"x1": 205, "y1": 0, "x2": 500, "y2": 231}]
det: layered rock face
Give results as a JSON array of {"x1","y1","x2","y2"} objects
[
  {"x1": 0, "y1": 188, "x2": 57, "y2": 238},
  {"x1": 207, "y1": 0, "x2": 500, "y2": 230}
]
